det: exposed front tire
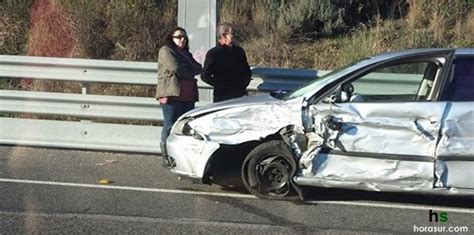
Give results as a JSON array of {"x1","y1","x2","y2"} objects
[{"x1": 241, "y1": 140, "x2": 297, "y2": 199}]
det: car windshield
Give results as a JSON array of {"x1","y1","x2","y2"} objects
[{"x1": 282, "y1": 57, "x2": 372, "y2": 100}]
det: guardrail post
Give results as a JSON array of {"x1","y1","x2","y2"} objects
[{"x1": 82, "y1": 82, "x2": 89, "y2": 95}]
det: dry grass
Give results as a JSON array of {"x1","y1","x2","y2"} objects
[
  {"x1": 26, "y1": 0, "x2": 76, "y2": 57},
  {"x1": 404, "y1": 0, "x2": 474, "y2": 48},
  {"x1": 104, "y1": 0, "x2": 177, "y2": 61},
  {"x1": 242, "y1": 0, "x2": 474, "y2": 69},
  {"x1": 58, "y1": 0, "x2": 177, "y2": 61},
  {"x1": 14, "y1": 0, "x2": 176, "y2": 96},
  {"x1": 0, "y1": 0, "x2": 31, "y2": 55},
  {"x1": 243, "y1": 37, "x2": 343, "y2": 70}
]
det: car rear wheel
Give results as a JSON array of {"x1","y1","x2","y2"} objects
[{"x1": 241, "y1": 140, "x2": 296, "y2": 199}]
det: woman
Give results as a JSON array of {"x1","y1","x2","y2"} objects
[{"x1": 156, "y1": 27, "x2": 202, "y2": 167}]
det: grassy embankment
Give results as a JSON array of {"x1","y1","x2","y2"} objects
[{"x1": 220, "y1": 0, "x2": 474, "y2": 69}]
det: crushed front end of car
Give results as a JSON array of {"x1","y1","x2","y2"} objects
[{"x1": 166, "y1": 94, "x2": 304, "y2": 183}]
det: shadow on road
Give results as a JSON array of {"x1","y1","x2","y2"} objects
[
  {"x1": 202, "y1": 160, "x2": 474, "y2": 209},
  {"x1": 189, "y1": 156, "x2": 474, "y2": 209},
  {"x1": 298, "y1": 187, "x2": 474, "y2": 208}
]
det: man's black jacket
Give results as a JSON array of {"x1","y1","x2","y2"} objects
[{"x1": 201, "y1": 43, "x2": 251, "y2": 99}]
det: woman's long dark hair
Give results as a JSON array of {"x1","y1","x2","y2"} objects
[{"x1": 164, "y1": 27, "x2": 190, "y2": 51}]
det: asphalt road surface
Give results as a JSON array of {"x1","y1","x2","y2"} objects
[{"x1": 0, "y1": 146, "x2": 473, "y2": 234}]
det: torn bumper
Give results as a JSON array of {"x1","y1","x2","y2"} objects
[{"x1": 166, "y1": 132, "x2": 220, "y2": 180}]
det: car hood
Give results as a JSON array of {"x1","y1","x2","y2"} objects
[
  {"x1": 182, "y1": 94, "x2": 282, "y2": 119},
  {"x1": 184, "y1": 94, "x2": 305, "y2": 145}
]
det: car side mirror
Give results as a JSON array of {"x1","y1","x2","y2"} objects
[
  {"x1": 323, "y1": 94, "x2": 337, "y2": 104},
  {"x1": 270, "y1": 89, "x2": 288, "y2": 99},
  {"x1": 325, "y1": 84, "x2": 353, "y2": 104}
]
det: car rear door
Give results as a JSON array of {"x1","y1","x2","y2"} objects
[{"x1": 435, "y1": 54, "x2": 474, "y2": 190}]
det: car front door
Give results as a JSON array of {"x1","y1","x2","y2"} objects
[{"x1": 295, "y1": 57, "x2": 449, "y2": 192}]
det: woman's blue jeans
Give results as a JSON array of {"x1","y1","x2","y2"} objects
[{"x1": 161, "y1": 100, "x2": 195, "y2": 143}]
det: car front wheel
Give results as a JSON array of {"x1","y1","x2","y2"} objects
[{"x1": 241, "y1": 140, "x2": 296, "y2": 199}]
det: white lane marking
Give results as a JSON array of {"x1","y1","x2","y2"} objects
[
  {"x1": 1, "y1": 178, "x2": 473, "y2": 214},
  {"x1": 0, "y1": 211, "x2": 295, "y2": 230},
  {"x1": 0, "y1": 178, "x2": 255, "y2": 199}
]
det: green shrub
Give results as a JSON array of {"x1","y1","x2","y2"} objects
[{"x1": 219, "y1": 0, "x2": 407, "y2": 43}]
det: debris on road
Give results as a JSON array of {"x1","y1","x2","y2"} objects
[{"x1": 98, "y1": 178, "x2": 113, "y2": 185}]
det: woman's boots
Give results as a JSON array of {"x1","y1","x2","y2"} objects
[{"x1": 160, "y1": 142, "x2": 175, "y2": 168}]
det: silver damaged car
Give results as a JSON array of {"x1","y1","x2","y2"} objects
[{"x1": 166, "y1": 48, "x2": 474, "y2": 199}]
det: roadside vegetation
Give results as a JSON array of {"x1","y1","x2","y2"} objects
[
  {"x1": 1, "y1": 0, "x2": 473, "y2": 92},
  {"x1": 221, "y1": 0, "x2": 474, "y2": 68}
]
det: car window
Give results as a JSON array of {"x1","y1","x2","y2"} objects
[
  {"x1": 447, "y1": 57, "x2": 474, "y2": 101},
  {"x1": 339, "y1": 61, "x2": 439, "y2": 103},
  {"x1": 282, "y1": 57, "x2": 373, "y2": 100}
]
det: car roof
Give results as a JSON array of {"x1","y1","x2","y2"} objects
[
  {"x1": 454, "y1": 48, "x2": 474, "y2": 55},
  {"x1": 369, "y1": 48, "x2": 474, "y2": 62},
  {"x1": 369, "y1": 48, "x2": 454, "y2": 62}
]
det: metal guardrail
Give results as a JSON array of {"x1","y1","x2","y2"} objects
[
  {"x1": 0, "y1": 55, "x2": 420, "y2": 153},
  {"x1": 0, "y1": 55, "x2": 322, "y2": 153}
]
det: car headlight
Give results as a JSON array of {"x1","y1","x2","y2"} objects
[
  {"x1": 173, "y1": 118, "x2": 205, "y2": 140},
  {"x1": 173, "y1": 118, "x2": 193, "y2": 135}
]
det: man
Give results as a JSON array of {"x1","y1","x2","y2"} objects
[{"x1": 201, "y1": 23, "x2": 251, "y2": 102}]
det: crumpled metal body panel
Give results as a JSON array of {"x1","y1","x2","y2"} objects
[
  {"x1": 188, "y1": 97, "x2": 304, "y2": 144},
  {"x1": 294, "y1": 175, "x2": 473, "y2": 196},
  {"x1": 436, "y1": 102, "x2": 474, "y2": 189},
  {"x1": 296, "y1": 153, "x2": 434, "y2": 191},
  {"x1": 167, "y1": 133, "x2": 220, "y2": 178},
  {"x1": 168, "y1": 95, "x2": 304, "y2": 178},
  {"x1": 294, "y1": 102, "x2": 447, "y2": 191},
  {"x1": 310, "y1": 102, "x2": 445, "y2": 156},
  {"x1": 182, "y1": 94, "x2": 283, "y2": 119},
  {"x1": 437, "y1": 103, "x2": 474, "y2": 157},
  {"x1": 437, "y1": 161, "x2": 474, "y2": 189}
]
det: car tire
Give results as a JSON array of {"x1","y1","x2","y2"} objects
[{"x1": 241, "y1": 140, "x2": 297, "y2": 199}]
